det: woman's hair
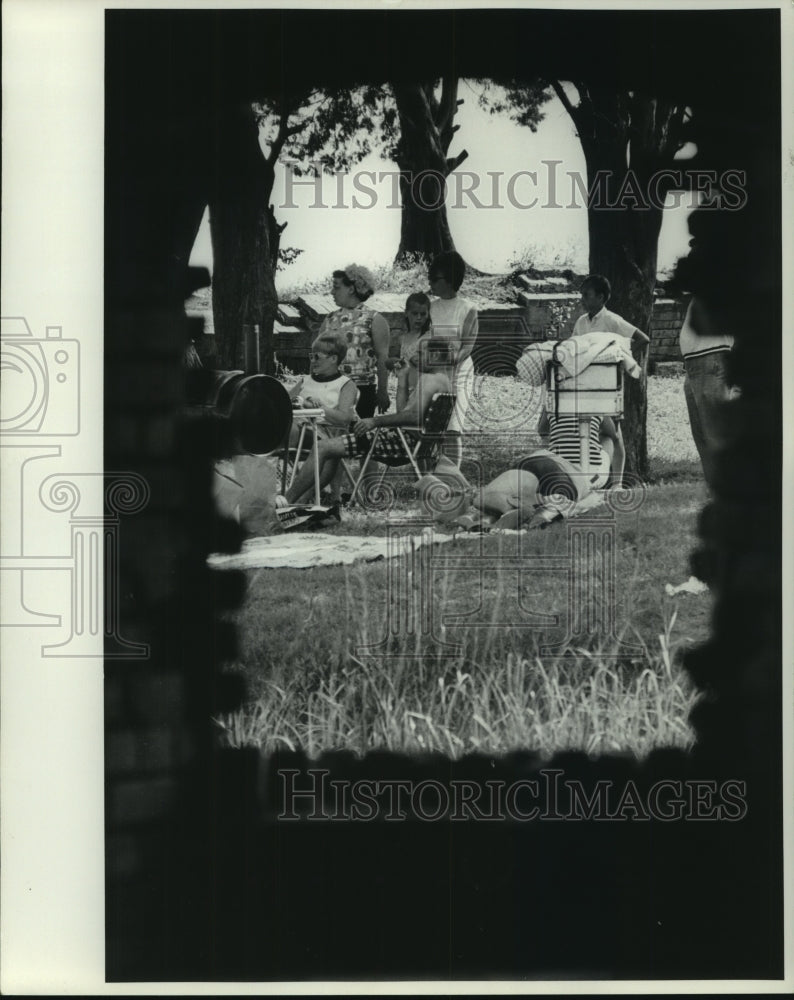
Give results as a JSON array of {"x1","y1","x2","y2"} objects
[
  {"x1": 404, "y1": 291, "x2": 432, "y2": 334},
  {"x1": 332, "y1": 264, "x2": 376, "y2": 301},
  {"x1": 311, "y1": 333, "x2": 347, "y2": 366},
  {"x1": 428, "y1": 250, "x2": 466, "y2": 291}
]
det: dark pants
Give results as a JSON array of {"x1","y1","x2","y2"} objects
[
  {"x1": 683, "y1": 350, "x2": 734, "y2": 489},
  {"x1": 355, "y1": 383, "x2": 377, "y2": 418}
]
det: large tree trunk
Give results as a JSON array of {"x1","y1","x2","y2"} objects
[
  {"x1": 551, "y1": 83, "x2": 687, "y2": 481},
  {"x1": 392, "y1": 80, "x2": 468, "y2": 264},
  {"x1": 208, "y1": 102, "x2": 280, "y2": 373},
  {"x1": 583, "y1": 158, "x2": 663, "y2": 481}
]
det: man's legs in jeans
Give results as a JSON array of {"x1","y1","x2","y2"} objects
[{"x1": 684, "y1": 351, "x2": 732, "y2": 490}]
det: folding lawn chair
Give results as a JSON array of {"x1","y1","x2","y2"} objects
[{"x1": 348, "y1": 392, "x2": 457, "y2": 505}]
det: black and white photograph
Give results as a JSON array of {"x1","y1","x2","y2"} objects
[{"x1": 1, "y1": 0, "x2": 792, "y2": 991}]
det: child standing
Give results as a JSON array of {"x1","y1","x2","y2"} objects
[
  {"x1": 394, "y1": 291, "x2": 432, "y2": 412},
  {"x1": 572, "y1": 274, "x2": 650, "y2": 347},
  {"x1": 574, "y1": 274, "x2": 648, "y2": 487}
]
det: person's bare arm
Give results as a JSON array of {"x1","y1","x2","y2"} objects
[
  {"x1": 371, "y1": 312, "x2": 392, "y2": 412},
  {"x1": 395, "y1": 365, "x2": 410, "y2": 413},
  {"x1": 285, "y1": 377, "x2": 304, "y2": 400},
  {"x1": 600, "y1": 416, "x2": 619, "y2": 445},
  {"x1": 383, "y1": 373, "x2": 435, "y2": 426},
  {"x1": 453, "y1": 307, "x2": 479, "y2": 365},
  {"x1": 356, "y1": 374, "x2": 440, "y2": 433}
]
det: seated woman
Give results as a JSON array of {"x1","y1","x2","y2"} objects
[
  {"x1": 284, "y1": 338, "x2": 455, "y2": 506},
  {"x1": 285, "y1": 334, "x2": 359, "y2": 502},
  {"x1": 286, "y1": 333, "x2": 358, "y2": 444}
]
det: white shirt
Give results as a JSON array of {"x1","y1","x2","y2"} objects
[
  {"x1": 572, "y1": 306, "x2": 635, "y2": 340},
  {"x1": 430, "y1": 295, "x2": 479, "y2": 343},
  {"x1": 430, "y1": 295, "x2": 478, "y2": 434},
  {"x1": 300, "y1": 373, "x2": 356, "y2": 412},
  {"x1": 679, "y1": 298, "x2": 733, "y2": 359}
]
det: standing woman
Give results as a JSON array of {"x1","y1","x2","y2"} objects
[
  {"x1": 428, "y1": 251, "x2": 479, "y2": 466},
  {"x1": 319, "y1": 264, "x2": 391, "y2": 418}
]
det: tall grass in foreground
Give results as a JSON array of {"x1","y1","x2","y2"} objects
[{"x1": 215, "y1": 552, "x2": 698, "y2": 760}]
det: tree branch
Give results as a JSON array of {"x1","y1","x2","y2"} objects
[
  {"x1": 550, "y1": 79, "x2": 579, "y2": 123},
  {"x1": 445, "y1": 149, "x2": 469, "y2": 174},
  {"x1": 438, "y1": 76, "x2": 461, "y2": 137},
  {"x1": 267, "y1": 100, "x2": 312, "y2": 166}
]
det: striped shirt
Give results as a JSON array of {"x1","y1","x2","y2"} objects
[{"x1": 548, "y1": 414, "x2": 603, "y2": 468}]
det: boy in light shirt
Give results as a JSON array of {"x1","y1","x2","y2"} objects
[{"x1": 571, "y1": 274, "x2": 650, "y2": 346}]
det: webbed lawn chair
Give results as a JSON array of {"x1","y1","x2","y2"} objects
[{"x1": 349, "y1": 392, "x2": 457, "y2": 505}]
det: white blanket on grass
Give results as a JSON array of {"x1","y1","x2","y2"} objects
[
  {"x1": 208, "y1": 529, "x2": 456, "y2": 570},
  {"x1": 208, "y1": 491, "x2": 608, "y2": 570}
]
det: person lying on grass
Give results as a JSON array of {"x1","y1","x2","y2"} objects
[
  {"x1": 418, "y1": 418, "x2": 619, "y2": 532},
  {"x1": 284, "y1": 337, "x2": 457, "y2": 506}
]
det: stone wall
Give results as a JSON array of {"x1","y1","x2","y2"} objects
[
  {"x1": 648, "y1": 298, "x2": 688, "y2": 360},
  {"x1": 188, "y1": 289, "x2": 689, "y2": 376}
]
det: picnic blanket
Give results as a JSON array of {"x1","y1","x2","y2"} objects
[
  {"x1": 207, "y1": 529, "x2": 456, "y2": 570},
  {"x1": 208, "y1": 489, "x2": 610, "y2": 571}
]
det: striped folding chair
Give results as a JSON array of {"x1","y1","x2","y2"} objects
[{"x1": 349, "y1": 392, "x2": 457, "y2": 505}]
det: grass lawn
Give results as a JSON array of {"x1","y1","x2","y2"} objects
[
  {"x1": 215, "y1": 476, "x2": 709, "y2": 760},
  {"x1": 201, "y1": 262, "x2": 707, "y2": 758}
]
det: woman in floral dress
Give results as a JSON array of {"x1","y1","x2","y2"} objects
[{"x1": 318, "y1": 264, "x2": 391, "y2": 418}]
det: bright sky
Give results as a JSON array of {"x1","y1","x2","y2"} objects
[{"x1": 189, "y1": 86, "x2": 697, "y2": 291}]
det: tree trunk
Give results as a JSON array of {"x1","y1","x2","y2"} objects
[
  {"x1": 396, "y1": 181, "x2": 456, "y2": 263},
  {"x1": 208, "y1": 102, "x2": 279, "y2": 374},
  {"x1": 392, "y1": 81, "x2": 467, "y2": 264},
  {"x1": 549, "y1": 84, "x2": 688, "y2": 483}
]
